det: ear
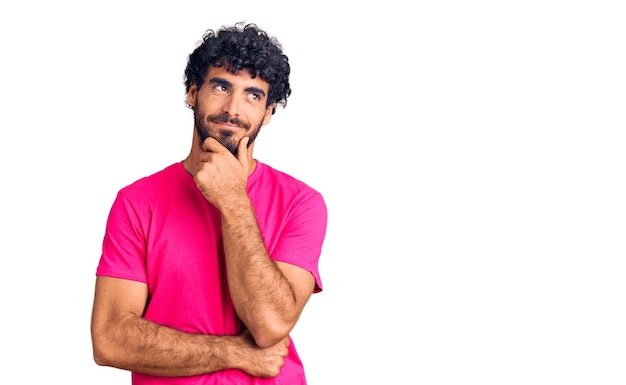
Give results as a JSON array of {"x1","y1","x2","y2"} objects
[
  {"x1": 262, "y1": 103, "x2": 275, "y2": 125},
  {"x1": 187, "y1": 83, "x2": 198, "y2": 108}
]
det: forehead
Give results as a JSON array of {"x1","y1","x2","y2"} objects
[{"x1": 205, "y1": 65, "x2": 269, "y2": 92}]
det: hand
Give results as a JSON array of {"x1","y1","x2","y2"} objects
[
  {"x1": 233, "y1": 329, "x2": 290, "y2": 378},
  {"x1": 193, "y1": 137, "x2": 251, "y2": 209}
]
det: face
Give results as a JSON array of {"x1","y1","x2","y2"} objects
[{"x1": 188, "y1": 66, "x2": 274, "y2": 156}]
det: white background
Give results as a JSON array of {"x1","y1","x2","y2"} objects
[{"x1": 1, "y1": 1, "x2": 625, "y2": 384}]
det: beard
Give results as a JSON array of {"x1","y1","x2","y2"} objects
[{"x1": 194, "y1": 110, "x2": 263, "y2": 156}]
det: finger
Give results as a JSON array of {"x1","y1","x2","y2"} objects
[
  {"x1": 237, "y1": 136, "x2": 250, "y2": 168},
  {"x1": 202, "y1": 137, "x2": 225, "y2": 152}
]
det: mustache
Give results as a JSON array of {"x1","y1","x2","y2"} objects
[{"x1": 208, "y1": 112, "x2": 249, "y2": 129}]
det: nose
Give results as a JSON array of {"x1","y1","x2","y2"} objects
[{"x1": 222, "y1": 93, "x2": 240, "y2": 116}]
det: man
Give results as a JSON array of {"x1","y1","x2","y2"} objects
[{"x1": 90, "y1": 22, "x2": 328, "y2": 384}]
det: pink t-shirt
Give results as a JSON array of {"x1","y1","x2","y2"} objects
[{"x1": 96, "y1": 160, "x2": 327, "y2": 385}]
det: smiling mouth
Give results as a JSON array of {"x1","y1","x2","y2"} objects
[
  {"x1": 213, "y1": 120, "x2": 240, "y2": 128},
  {"x1": 210, "y1": 118, "x2": 245, "y2": 131}
]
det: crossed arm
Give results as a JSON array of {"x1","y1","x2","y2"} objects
[
  {"x1": 91, "y1": 248, "x2": 313, "y2": 378},
  {"x1": 91, "y1": 276, "x2": 289, "y2": 377}
]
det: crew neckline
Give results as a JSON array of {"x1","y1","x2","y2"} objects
[{"x1": 178, "y1": 159, "x2": 263, "y2": 188}]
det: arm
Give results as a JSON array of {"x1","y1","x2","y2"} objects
[
  {"x1": 221, "y1": 196, "x2": 316, "y2": 348},
  {"x1": 90, "y1": 276, "x2": 290, "y2": 377},
  {"x1": 192, "y1": 138, "x2": 317, "y2": 348}
]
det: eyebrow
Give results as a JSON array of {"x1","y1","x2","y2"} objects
[{"x1": 208, "y1": 77, "x2": 267, "y2": 98}]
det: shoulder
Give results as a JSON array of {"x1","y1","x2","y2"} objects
[
  {"x1": 117, "y1": 162, "x2": 182, "y2": 200},
  {"x1": 255, "y1": 161, "x2": 324, "y2": 200},
  {"x1": 252, "y1": 161, "x2": 327, "y2": 218}
]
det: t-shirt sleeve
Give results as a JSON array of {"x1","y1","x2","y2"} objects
[
  {"x1": 96, "y1": 191, "x2": 148, "y2": 283},
  {"x1": 271, "y1": 191, "x2": 328, "y2": 292}
]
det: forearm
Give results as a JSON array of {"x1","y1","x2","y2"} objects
[
  {"x1": 221, "y1": 197, "x2": 298, "y2": 347},
  {"x1": 93, "y1": 313, "x2": 239, "y2": 377}
]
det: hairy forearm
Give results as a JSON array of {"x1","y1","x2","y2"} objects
[
  {"x1": 93, "y1": 314, "x2": 238, "y2": 377},
  {"x1": 221, "y1": 197, "x2": 298, "y2": 347}
]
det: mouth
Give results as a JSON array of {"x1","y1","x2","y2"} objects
[
  {"x1": 209, "y1": 112, "x2": 245, "y2": 127},
  {"x1": 211, "y1": 120, "x2": 243, "y2": 130}
]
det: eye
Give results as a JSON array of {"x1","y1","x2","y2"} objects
[
  {"x1": 248, "y1": 93, "x2": 261, "y2": 101},
  {"x1": 214, "y1": 85, "x2": 228, "y2": 93}
]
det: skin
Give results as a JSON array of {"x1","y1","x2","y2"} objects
[{"x1": 90, "y1": 66, "x2": 316, "y2": 377}]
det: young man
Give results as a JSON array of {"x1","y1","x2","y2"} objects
[{"x1": 90, "y1": 22, "x2": 328, "y2": 384}]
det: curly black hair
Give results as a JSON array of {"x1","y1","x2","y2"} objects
[{"x1": 184, "y1": 22, "x2": 291, "y2": 115}]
